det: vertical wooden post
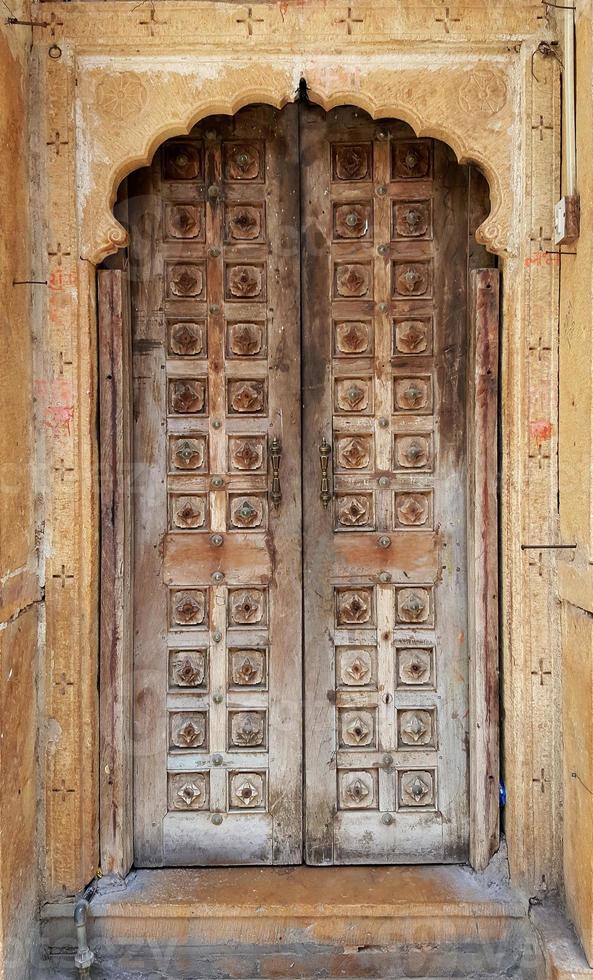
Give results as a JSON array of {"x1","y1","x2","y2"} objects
[
  {"x1": 468, "y1": 268, "x2": 500, "y2": 870},
  {"x1": 98, "y1": 268, "x2": 134, "y2": 877}
]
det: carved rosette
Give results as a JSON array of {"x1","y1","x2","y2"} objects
[
  {"x1": 393, "y1": 201, "x2": 431, "y2": 239},
  {"x1": 169, "y1": 650, "x2": 207, "y2": 689},
  {"x1": 227, "y1": 264, "x2": 264, "y2": 299},
  {"x1": 335, "y1": 320, "x2": 371, "y2": 355},
  {"x1": 163, "y1": 142, "x2": 202, "y2": 181},
  {"x1": 169, "y1": 321, "x2": 205, "y2": 357},
  {"x1": 458, "y1": 68, "x2": 507, "y2": 117},
  {"x1": 229, "y1": 322, "x2": 264, "y2": 357},
  {"x1": 338, "y1": 647, "x2": 374, "y2": 687},
  {"x1": 394, "y1": 319, "x2": 431, "y2": 355},
  {"x1": 229, "y1": 588, "x2": 266, "y2": 626},
  {"x1": 337, "y1": 436, "x2": 371, "y2": 470},
  {"x1": 171, "y1": 589, "x2": 206, "y2": 627},
  {"x1": 396, "y1": 647, "x2": 433, "y2": 688},
  {"x1": 395, "y1": 492, "x2": 430, "y2": 528},
  {"x1": 224, "y1": 143, "x2": 261, "y2": 181},
  {"x1": 336, "y1": 588, "x2": 373, "y2": 626},
  {"x1": 165, "y1": 204, "x2": 203, "y2": 240},
  {"x1": 336, "y1": 494, "x2": 372, "y2": 528},
  {"x1": 339, "y1": 770, "x2": 376, "y2": 810},
  {"x1": 228, "y1": 379, "x2": 266, "y2": 415},
  {"x1": 229, "y1": 710, "x2": 266, "y2": 749},
  {"x1": 170, "y1": 711, "x2": 207, "y2": 750},
  {"x1": 168, "y1": 772, "x2": 209, "y2": 811},
  {"x1": 332, "y1": 143, "x2": 371, "y2": 181},
  {"x1": 399, "y1": 770, "x2": 435, "y2": 809},
  {"x1": 396, "y1": 587, "x2": 431, "y2": 626},
  {"x1": 230, "y1": 496, "x2": 264, "y2": 529},
  {"x1": 335, "y1": 263, "x2": 371, "y2": 297},
  {"x1": 392, "y1": 141, "x2": 431, "y2": 180},
  {"x1": 394, "y1": 377, "x2": 430, "y2": 412},
  {"x1": 394, "y1": 434, "x2": 431, "y2": 470},
  {"x1": 170, "y1": 380, "x2": 206, "y2": 415},
  {"x1": 398, "y1": 709, "x2": 435, "y2": 748},
  {"x1": 95, "y1": 73, "x2": 148, "y2": 122},
  {"x1": 171, "y1": 436, "x2": 207, "y2": 471},
  {"x1": 172, "y1": 495, "x2": 207, "y2": 530},
  {"x1": 334, "y1": 203, "x2": 371, "y2": 239},
  {"x1": 227, "y1": 205, "x2": 262, "y2": 240},
  {"x1": 393, "y1": 261, "x2": 431, "y2": 298},
  {"x1": 169, "y1": 263, "x2": 204, "y2": 298},
  {"x1": 230, "y1": 649, "x2": 266, "y2": 688},
  {"x1": 229, "y1": 436, "x2": 265, "y2": 472},
  {"x1": 339, "y1": 709, "x2": 375, "y2": 748},
  {"x1": 336, "y1": 379, "x2": 370, "y2": 413},
  {"x1": 230, "y1": 772, "x2": 265, "y2": 809}
]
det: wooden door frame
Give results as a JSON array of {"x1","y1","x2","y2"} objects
[{"x1": 97, "y1": 200, "x2": 500, "y2": 878}]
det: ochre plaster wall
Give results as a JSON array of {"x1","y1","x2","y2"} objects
[
  {"x1": 559, "y1": 0, "x2": 593, "y2": 966},
  {"x1": 0, "y1": 9, "x2": 42, "y2": 980}
]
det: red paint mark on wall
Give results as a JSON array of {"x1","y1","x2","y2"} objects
[
  {"x1": 45, "y1": 404, "x2": 74, "y2": 434},
  {"x1": 530, "y1": 419, "x2": 553, "y2": 444},
  {"x1": 524, "y1": 251, "x2": 560, "y2": 268}
]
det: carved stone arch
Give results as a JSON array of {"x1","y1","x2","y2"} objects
[{"x1": 78, "y1": 58, "x2": 516, "y2": 265}]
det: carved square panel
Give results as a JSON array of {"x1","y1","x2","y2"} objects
[
  {"x1": 393, "y1": 490, "x2": 433, "y2": 530},
  {"x1": 168, "y1": 772, "x2": 209, "y2": 812},
  {"x1": 228, "y1": 587, "x2": 267, "y2": 627},
  {"x1": 338, "y1": 708, "x2": 377, "y2": 749},
  {"x1": 392, "y1": 200, "x2": 432, "y2": 240},
  {"x1": 333, "y1": 262, "x2": 373, "y2": 299},
  {"x1": 169, "y1": 435, "x2": 208, "y2": 472},
  {"x1": 334, "y1": 319, "x2": 373, "y2": 357},
  {"x1": 227, "y1": 378, "x2": 267, "y2": 416},
  {"x1": 162, "y1": 142, "x2": 203, "y2": 181},
  {"x1": 228, "y1": 493, "x2": 267, "y2": 531},
  {"x1": 395, "y1": 586, "x2": 434, "y2": 628},
  {"x1": 397, "y1": 708, "x2": 437, "y2": 749},
  {"x1": 335, "y1": 434, "x2": 374, "y2": 472},
  {"x1": 332, "y1": 143, "x2": 373, "y2": 182},
  {"x1": 168, "y1": 649, "x2": 208, "y2": 690},
  {"x1": 228, "y1": 709, "x2": 267, "y2": 750},
  {"x1": 397, "y1": 769, "x2": 436, "y2": 810},
  {"x1": 334, "y1": 377, "x2": 373, "y2": 415},
  {"x1": 228, "y1": 771, "x2": 266, "y2": 810},
  {"x1": 396, "y1": 646, "x2": 435, "y2": 690},
  {"x1": 393, "y1": 376, "x2": 433, "y2": 415},
  {"x1": 223, "y1": 141, "x2": 264, "y2": 182},
  {"x1": 391, "y1": 140, "x2": 432, "y2": 180},
  {"x1": 224, "y1": 203, "x2": 266, "y2": 243},
  {"x1": 228, "y1": 648, "x2": 267, "y2": 690},
  {"x1": 170, "y1": 588, "x2": 208, "y2": 628},
  {"x1": 228, "y1": 435, "x2": 267, "y2": 474},
  {"x1": 338, "y1": 769, "x2": 378, "y2": 810},
  {"x1": 163, "y1": 202, "x2": 205, "y2": 241},
  {"x1": 393, "y1": 432, "x2": 433, "y2": 472},
  {"x1": 166, "y1": 261, "x2": 206, "y2": 300},
  {"x1": 392, "y1": 260, "x2": 432, "y2": 299},
  {"x1": 393, "y1": 316, "x2": 433, "y2": 356},
  {"x1": 169, "y1": 710, "x2": 208, "y2": 751},
  {"x1": 333, "y1": 202, "x2": 373, "y2": 241},
  {"x1": 336, "y1": 587, "x2": 375, "y2": 627},
  {"x1": 336, "y1": 646, "x2": 377, "y2": 689},
  {"x1": 169, "y1": 493, "x2": 209, "y2": 531},
  {"x1": 225, "y1": 263, "x2": 266, "y2": 301},
  {"x1": 168, "y1": 378, "x2": 208, "y2": 415},
  {"x1": 335, "y1": 493, "x2": 375, "y2": 531},
  {"x1": 168, "y1": 320, "x2": 207, "y2": 358},
  {"x1": 226, "y1": 320, "x2": 267, "y2": 359}
]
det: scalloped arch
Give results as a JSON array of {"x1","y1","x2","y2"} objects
[{"x1": 81, "y1": 60, "x2": 514, "y2": 264}]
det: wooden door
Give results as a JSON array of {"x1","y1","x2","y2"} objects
[
  {"x1": 301, "y1": 105, "x2": 482, "y2": 864},
  {"x1": 130, "y1": 106, "x2": 303, "y2": 866}
]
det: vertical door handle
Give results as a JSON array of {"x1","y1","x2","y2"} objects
[
  {"x1": 270, "y1": 437, "x2": 282, "y2": 508},
  {"x1": 319, "y1": 437, "x2": 332, "y2": 508}
]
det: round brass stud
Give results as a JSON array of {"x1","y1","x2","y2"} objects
[
  {"x1": 213, "y1": 630, "x2": 222, "y2": 643},
  {"x1": 383, "y1": 754, "x2": 394, "y2": 767},
  {"x1": 211, "y1": 813, "x2": 223, "y2": 825},
  {"x1": 378, "y1": 417, "x2": 389, "y2": 428},
  {"x1": 381, "y1": 812, "x2": 394, "y2": 825},
  {"x1": 378, "y1": 535, "x2": 392, "y2": 549},
  {"x1": 377, "y1": 243, "x2": 389, "y2": 256},
  {"x1": 212, "y1": 420, "x2": 222, "y2": 430},
  {"x1": 208, "y1": 246, "x2": 221, "y2": 258},
  {"x1": 210, "y1": 533, "x2": 224, "y2": 547},
  {"x1": 212, "y1": 754, "x2": 223, "y2": 767},
  {"x1": 376, "y1": 185, "x2": 387, "y2": 196},
  {"x1": 211, "y1": 476, "x2": 224, "y2": 488},
  {"x1": 213, "y1": 692, "x2": 224, "y2": 704},
  {"x1": 379, "y1": 571, "x2": 392, "y2": 583},
  {"x1": 378, "y1": 476, "x2": 390, "y2": 488},
  {"x1": 211, "y1": 571, "x2": 224, "y2": 584}
]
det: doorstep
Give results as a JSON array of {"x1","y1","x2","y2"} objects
[{"x1": 41, "y1": 862, "x2": 543, "y2": 978}]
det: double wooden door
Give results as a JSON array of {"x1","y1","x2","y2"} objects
[{"x1": 128, "y1": 104, "x2": 491, "y2": 867}]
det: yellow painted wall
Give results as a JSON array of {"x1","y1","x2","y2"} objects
[
  {"x1": 0, "y1": 12, "x2": 41, "y2": 980},
  {"x1": 559, "y1": 0, "x2": 593, "y2": 966}
]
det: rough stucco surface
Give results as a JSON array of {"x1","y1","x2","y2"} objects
[
  {"x1": 0, "y1": 11, "x2": 41, "y2": 980},
  {"x1": 559, "y1": 0, "x2": 593, "y2": 966}
]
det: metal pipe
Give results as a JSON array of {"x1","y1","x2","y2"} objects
[
  {"x1": 73, "y1": 899, "x2": 95, "y2": 978},
  {"x1": 563, "y1": 3, "x2": 577, "y2": 195}
]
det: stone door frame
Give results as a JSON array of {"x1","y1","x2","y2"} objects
[{"x1": 36, "y1": 0, "x2": 562, "y2": 898}]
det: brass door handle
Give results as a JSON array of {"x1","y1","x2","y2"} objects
[
  {"x1": 319, "y1": 437, "x2": 332, "y2": 507},
  {"x1": 270, "y1": 437, "x2": 282, "y2": 507}
]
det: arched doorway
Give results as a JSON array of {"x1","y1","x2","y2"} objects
[{"x1": 102, "y1": 102, "x2": 498, "y2": 867}]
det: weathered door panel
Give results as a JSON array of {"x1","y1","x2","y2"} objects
[
  {"x1": 131, "y1": 105, "x2": 303, "y2": 866},
  {"x1": 301, "y1": 105, "x2": 472, "y2": 864}
]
